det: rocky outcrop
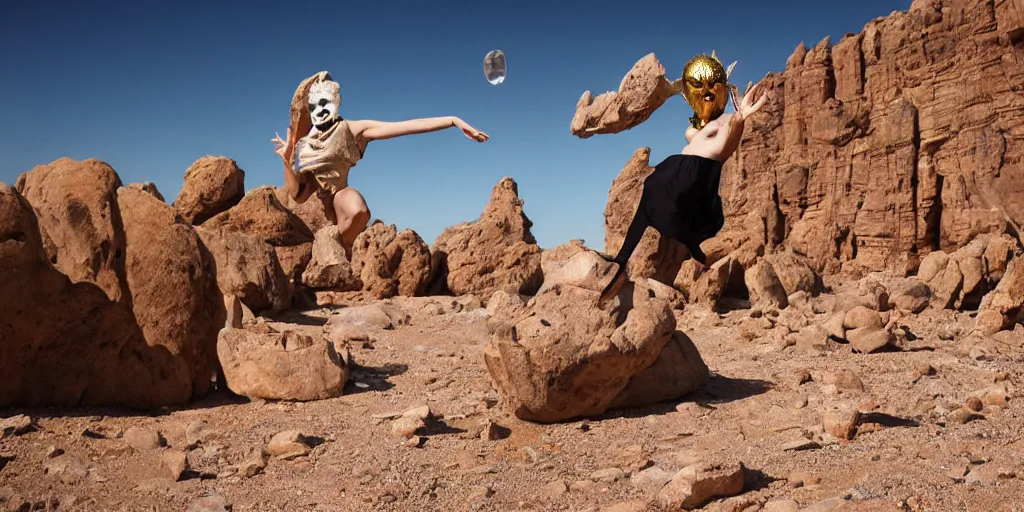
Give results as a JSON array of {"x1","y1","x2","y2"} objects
[
  {"x1": 15, "y1": 158, "x2": 130, "y2": 304},
  {"x1": 274, "y1": 186, "x2": 333, "y2": 235},
  {"x1": 172, "y1": 156, "x2": 245, "y2": 225},
  {"x1": 571, "y1": 53, "x2": 683, "y2": 139},
  {"x1": 713, "y1": 0, "x2": 1024, "y2": 276},
  {"x1": 203, "y1": 186, "x2": 314, "y2": 282},
  {"x1": 117, "y1": 187, "x2": 225, "y2": 396},
  {"x1": 483, "y1": 279, "x2": 708, "y2": 423},
  {"x1": 430, "y1": 177, "x2": 543, "y2": 298},
  {"x1": 350, "y1": 222, "x2": 432, "y2": 299},
  {"x1": 126, "y1": 182, "x2": 165, "y2": 202},
  {"x1": 0, "y1": 184, "x2": 197, "y2": 408},
  {"x1": 975, "y1": 255, "x2": 1024, "y2": 335}
]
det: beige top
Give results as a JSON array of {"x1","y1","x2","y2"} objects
[{"x1": 296, "y1": 120, "x2": 368, "y2": 193}]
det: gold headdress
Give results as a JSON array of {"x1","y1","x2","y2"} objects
[{"x1": 680, "y1": 50, "x2": 740, "y2": 129}]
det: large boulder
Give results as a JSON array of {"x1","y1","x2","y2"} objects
[
  {"x1": 350, "y1": 222, "x2": 432, "y2": 299},
  {"x1": 15, "y1": 158, "x2": 130, "y2": 304},
  {"x1": 430, "y1": 177, "x2": 543, "y2": 297},
  {"x1": 483, "y1": 279, "x2": 707, "y2": 423},
  {"x1": 217, "y1": 327, "x2": 350, "y2": 401},
  {"x1": 117, "y1": 187, "x2": 225, "y2": 396},
  {"x1": 0, "y1": 184, "x2": 195, "y2": 408},
  {"x1": 195, "y1": 224, "x2": 292, "y2": 315},
  {"x1": 975, "y1": 254, "x2": 1024, "y2": 335},
  {"x1": 203, "y1": 186, "x2": 314, "y2": 282},
  {"x1": 172, "y1": 155, "x2": 246, "y2": 225}
]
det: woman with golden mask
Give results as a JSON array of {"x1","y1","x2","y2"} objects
[{"x1": 598, "y1": 52, "x2": 768, "y2": 307}]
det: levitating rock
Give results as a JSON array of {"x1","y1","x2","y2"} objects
[
  {"x1": 429, "y1": 177, "x2": 542, "y2": 297},
  {"x1": 350, "y1": 222, "x2": 432, "y2": 298},
  {"x1": 302, "y1": 225, "x2": 360, "y2": 291},
  {"x1": 172, "y1": 155, "x2": 245, "y2": 225},
  {"x1": 217, "y1": 327, "x2": 350, "y2": 401},
  {"x1": 195, "y1": 225, "x2": 292, "y2": 315},
  {"x1": 483, "y1": 279, "x2": 705, "y2": 423},
  {"x1": 571, "y1": 53, "x2": 682, "y2": 139}
]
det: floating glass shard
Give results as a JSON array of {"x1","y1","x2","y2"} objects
[{"x1": 483, "y1": 50, "x2": 506, "y2": 85}]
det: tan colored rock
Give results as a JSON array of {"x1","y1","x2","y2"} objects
[
  {"x1": 0, "y1": 184, "x2": 203, "y2": 408},
  {"x1": 195, "y1": 225, "x2": 291, "y2": 315},
  {"x1": 843, "y1": 306, "x2": 882, "y2": 330},
  {"x1": 744, "y1": 260, "x2": 788, "y2": 309},
  {"x1": 302, "y1": 225, "x2": 359, "y2": 291},
  {"x1": 430, "y1": 177, "x2": 542, "y2": 297},
  {"x1": 847, "y1": 327, "x2": 894, "y2": 354},
  {"x1": 763, "y1": 249, "x2": 823, "y2": 297},
  {"x1": 701, "y1": 0, "x2": 1024, "y2": 278},
  {"x1": 125, "y1": 182, "x2": 165, "y2": 202},
  {"x1": 537, "y1": 242, "x2": 617, "y2": 295},
  {"x1": 570, "y1": 53, "x2": 682, "y2": 139},
  {"x1": 483, "y1": 280, "x2": 687, "y2": 423},
  {"x1": 172, "y1": 156, "x2": 245, "y2": 225},
  {"x1": 975, "y1": 255, "x2": 1024, "y2": 334},
  {"x1": 15, "y1": 157, "x2": 129, "y2": 304},
  {"x1": 117, "y1": 186, "x2": 224, "y2": 397},
  {"x1": 351, "y1": 222, "x2": 431, "y2": 298},
  {"x1": 889, "y1": 278, "x2": 932, "y2": 313},
  {"x1": 607, "y1": 331, "x2": 711, "y2": 410},
  {"x1": 273, "y1": 187, "x2": 332, "y2": 235},
  {"x1": 267, "y1": 430, "x2": 311, "y2": 459},
  {"x1": 202, "y1": 186, "x2": 314, "y2": 281},
  {"x1": 216, "y1": 327, "x2": 350, "y2": 401},
  {"x1": 656, "y1": 462, "x2": 746, "y2": 510}
]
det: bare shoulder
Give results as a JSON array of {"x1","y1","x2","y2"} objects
[{"x1": 345, "y1": 119, "x2": 374, "y2": 136}]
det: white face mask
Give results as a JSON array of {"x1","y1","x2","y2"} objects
[{"x1": 308, "y1": 80, "x2": 341, "y2": 129}]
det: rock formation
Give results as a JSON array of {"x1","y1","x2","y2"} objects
[
  {"x1": 429, "y1": 177, "x2": 543, "y2": 298},
  {"x1": 172, "y1": 156, "x2": 246, "y2": 225}
]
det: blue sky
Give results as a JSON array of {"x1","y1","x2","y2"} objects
[{"x1": 0, "y1": 0, "x2": 910, "y2": 249}]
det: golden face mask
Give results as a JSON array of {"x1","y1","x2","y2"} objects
[{"x1": 681, "y1": 51, "x2": 738, "y2": 129}]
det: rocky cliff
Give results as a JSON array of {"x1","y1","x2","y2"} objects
[{"x1": 717, "y1": 0, "x2": 1024, "y2": 275}]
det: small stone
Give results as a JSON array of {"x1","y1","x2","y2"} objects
[
  {"x1": 834, "y1": 369, "x2": 865, "y2": 392},
  {"x1": 124, "y1": 427, "x2": 163, "y2": 452},
  {"x1": 983, "y1": 389, "x2": 1008, "y2": 407},
  {"x1": 0, "y1": 415, "x2": 34, "y2": 439},
  {"x1": 788, "y1": 471, "x2": 821, "y2": 488},
  {"x1": 656, "y1": 462, "x2": 746, "y2": 510},
  {"x1": 914, "y1": 363, "x2": 936, "y2": 378},
  {"x1": 847, "y1": 327, "x2": 894, "y2": 353},
  {"x1": 964, "y1": 397, "x2": 984, "y2": 412},
  {"x1": 45, "y1": 446, "x2": 64, "y2": 459},
  {"x1": 570, "y1": 480, "x2": 596, "y2": 492},
  {"x1": 541, "y1": 480, "x2": 568, "y2": 498},
  {"x1": 792, "y1": 395, "x2": 809, "y2": 409},
  {"x1": 763, "y1": 499, "x2": 800, "y2": 512},
  {"x1": 188, "y1": 492, "x2": 231, "y2": 512},
  {"x1": 591, "y1": 468, "x2": 625, "y2": 483},
  {"x1": 468, "y1": 485, "x2": 493, "y2": 500},
  {"x1": 844, "y1": 306, "x2": 883, "y2": 330},
  {"x1": 794, "y1": 369, "x2": 812, "y2": 386},
  {"x1": 392, "y1": 417, "x2": 425, "y2": 439},
  {"x1": 822, "y1": 406, "x2": 861, "y2": 440},
  {"x1": 236, "y1": 449, "x2": 269, "y2": 478},
  {"x1": 267, "y1": 430, "x2": 312, "y2": 459},
  {"x1": 162, "y1": 450, "x2": 189, "y2": 481},
  {"x1": 801, "y1": 497, "x2": 844, "y2": 511},
  {"x1": 630, "y1": 466, "x2": 674, "y2": 492},
  {"x1": 948, "y1": 408, "x2": 984, "y2": 425}
]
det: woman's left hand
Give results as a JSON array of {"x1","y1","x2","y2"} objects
[{"x1": 454, "y1": 118, "x2": 490, "y2": 142}]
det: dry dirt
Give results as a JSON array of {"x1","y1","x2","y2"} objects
[{"x1": 2, "y1": 275, "x2": 1023, "y2": 512}]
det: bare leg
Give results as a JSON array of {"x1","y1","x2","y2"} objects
[
  {"x1": 598, "y1": 206, "x2": 651, "y2": 307},
  {"x1": 332, "y1": 187, "x2": 371, "y2": 259}
]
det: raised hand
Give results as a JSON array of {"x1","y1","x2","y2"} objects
[
  {"x1": 454, "y1": 118, "x2": 490, "y2": 142},
  {"x1": 271, "y1": 132, "x2": 287, "y2": 159},
  {"x1": 737, "y1": 79, "x2": 768, "y2": 119}
]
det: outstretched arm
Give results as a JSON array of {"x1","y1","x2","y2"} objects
[{"x1": 354, "y1": 117, "x2": 489, "y2": 142}]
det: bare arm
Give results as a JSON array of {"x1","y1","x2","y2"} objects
[
  {"x1": 272, "y1": 133, "x2": 314, "y2": 203},
  {"x1": 353, "y1": 117, "x2": 489, "y2": 142}
]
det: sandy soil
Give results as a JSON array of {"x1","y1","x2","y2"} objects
[{"x1": 2, "y1": 279, "x2": 1023, "y2": 512}]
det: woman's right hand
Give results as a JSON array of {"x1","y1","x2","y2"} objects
[
  {"x1": 271, "y1": 133, "x2": 288, "y2": 159},
  {"x1": 454, "y1": 118, "x2": 490, "y2": 142}
]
